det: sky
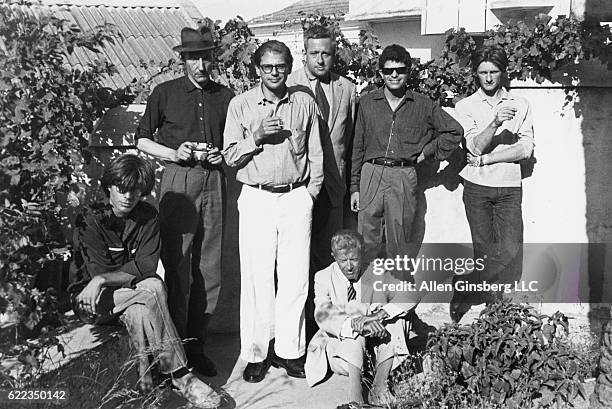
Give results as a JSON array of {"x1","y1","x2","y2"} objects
[{"x1": 193, "y1": 0, "x2": 297, "y2": 24}]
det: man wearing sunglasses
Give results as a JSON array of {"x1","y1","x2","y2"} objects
[
  {"x1": 223, "y1": 40, "x2": 323, "y2": 383},
  {"x1": 350, "y1": 44, "x2": 463, "y2": 264},
  {"x1": 136, "y1": 26, "x2": 234, "y2": 378}
]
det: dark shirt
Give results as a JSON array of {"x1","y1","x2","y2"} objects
[
  {"x1": 136, "y1": 76, "x2": 234, "y2": 151},
  {"x1": 69, "y1": 201, "x2": 160, "y2": 294},
  {"x1": 350, "y1": 88, "x2": 463, "y2": 192}
]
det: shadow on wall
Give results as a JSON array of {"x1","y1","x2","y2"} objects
[{"x1": 576, "y1": 87, "x2": 612, "y2": 305}]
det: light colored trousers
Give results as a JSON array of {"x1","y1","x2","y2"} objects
[
  {"x1": 109, "y1": 277, "x2": 188, "y2": 375},
  {"x1": 328, "y1": 318, "x2": 409, "y2": 375},
  {"x1": 237, "y1": 185, "x2": 313, "y2": 362}
]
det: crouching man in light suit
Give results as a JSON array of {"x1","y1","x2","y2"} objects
[{"x1": 305, "y1": 230, "x2": 418, "y2": 406}]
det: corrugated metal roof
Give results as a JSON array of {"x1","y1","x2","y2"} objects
[
  {"x1": 9, "y1": 1, "x2": 201, "y2": 91},
  {"x1": 249, "y1": 0, "x2": 349, "y2": 25}
]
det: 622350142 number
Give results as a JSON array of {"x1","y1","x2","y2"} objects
[{"x1": 0, "y1": 389, "x2": 69, "y2": 402}]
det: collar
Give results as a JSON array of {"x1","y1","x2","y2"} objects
[
  {"x1": 256, "y1": 82, "x2": 290, "y2": 106},
  {"x1": 371, "y1": 87, "x2": 414, "y2": 101},
  {"x1": 476, "y1": 87, "x2": 513, "y2": 102}
]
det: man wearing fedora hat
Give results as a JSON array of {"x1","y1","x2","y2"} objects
[{"x1": 136, "y1": 26, "x2": 234, "y2": 377}]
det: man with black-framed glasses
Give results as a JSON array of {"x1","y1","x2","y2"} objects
[
  {"x1": 350, "y1": 44, "x2": 463, "y2": 263},
  {"x1": 136, "y1": 26, "x2": 234, "y2": 378},
  {"x1": 223, "y1": 40, "x2": 323, "y2": 383}
]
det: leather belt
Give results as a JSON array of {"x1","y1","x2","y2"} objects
[
  {"x1": 368, "y1": 158, "x2": 414, "y2": 167},
  {"x1": 250, "y1": 180, "x2": 308, "y2": 193}
]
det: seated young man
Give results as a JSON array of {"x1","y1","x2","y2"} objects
[
  {"x1": 305, "y1": 230, "x2": 418, "y2": 406},
  {"x1": 69, "y1": 154, "x2": 221, "y2": 408}
]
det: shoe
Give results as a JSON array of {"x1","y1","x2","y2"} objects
[
  {"x1": 173, "y1": 372, "x2": 221, "y2": 408},
  {"x1": 243, "y1": 360, "x2": 271, "y2": 383},
  {"x1": 271, "y1": 354, "x2": 306, "y2": 378},
  {"x1": 188, "y1": 352, "x2": 218, "y2": 377}
]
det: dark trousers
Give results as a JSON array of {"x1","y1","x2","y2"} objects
[
  {"x1": 457, "y1": 180, "x2": 524, "y2": 300},
  {"x1": 311, "y1": 187, "x2": 343, "y2": 273},
  {"x1": 159, "y1": 164, "x2": 223, "y2": 347},
  {"x1": 307, "y1": 187, "x2": 344, "y2": 341},
  {"x1": 358, "y1": 162, "x2": 418, "y2": 262}
]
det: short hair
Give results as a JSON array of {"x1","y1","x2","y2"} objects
[
  {"x1": 379, "y1": 44, "x2": 412, "y2": 69},
  {"x1": 331, "y1": 230, "x2": 365, "y2": 254},
  {"x1": 303, "y1": 25, "x2": 336, "y2": 51},
  {"x1": 472, "y1": 46, "x2": 508, "y2": 72},
  {"x1": 253, "y1": 40, "x2": 294, "y2": 68},
  {"x1": 100, "y1": 154, "x2": 155, "y2": 197}
]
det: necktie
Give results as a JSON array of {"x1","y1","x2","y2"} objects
[
  {"x1": 315, "y1": 79, "x2": 330, "y2": 123},
  {"x1": 347, "y1": 281, "x2": 356, "y2": 302}
]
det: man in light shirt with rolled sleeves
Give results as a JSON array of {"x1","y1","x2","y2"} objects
[
  {"x1": 450, "y1": 45, "x2": 534, "y2": 323},
  {"x1": 223, "y1": 40, "x2": 323, "y2": 383}
]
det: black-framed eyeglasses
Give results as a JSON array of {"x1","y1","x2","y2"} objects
[
  {"x1": 260, "y1": 64, "x2": 288, "y2": 74},
  {"x1": 381, "y1": 67, "x2": 409, "y2": 76}
]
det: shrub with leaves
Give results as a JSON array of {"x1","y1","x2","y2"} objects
[
  {"x1": 0, "y1": 2, "x2": 119, "y2": 340},
  {"x1": 423, "y1": 303, "x2": 589, "y2": 408},
  {"x1": 409, "y1": 28, "x2": 478, "y2": 107},
  {"x1": 214, "y1": 17, "x2": 260, "y2": 94}
]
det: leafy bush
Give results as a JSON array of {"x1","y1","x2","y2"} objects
[
  {"x1": 398, "y1": 303, "x2": 591, "y2": 408},
  {"x1": 0, "y1": 1, "x2": 120, "y2": 343}
]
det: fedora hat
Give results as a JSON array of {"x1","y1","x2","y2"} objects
[{"x1": 173, "y1": 26, "x2": 218, "y2": 53}]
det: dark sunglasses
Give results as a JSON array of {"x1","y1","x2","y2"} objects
[
  {"x1": 381, "y1": 67, "x2": 409, "y2": 75},
  {"x1": 260, "y1": 64, "x2": 288, "y2": 74}
]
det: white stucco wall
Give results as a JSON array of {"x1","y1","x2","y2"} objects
[{"x1": 425, "y1": 85, "x2": 589, "y2": 244}]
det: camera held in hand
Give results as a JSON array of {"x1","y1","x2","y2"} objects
[{"x1": 193, "y1": 142, "x2": 214, "y2": 162}]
